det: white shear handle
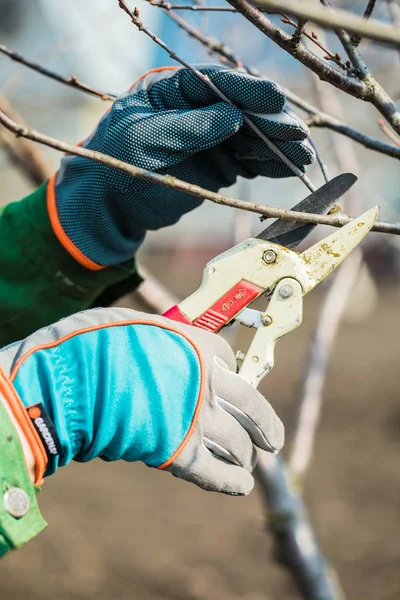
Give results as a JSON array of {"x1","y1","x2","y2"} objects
[{"x1": 238, "y1": 278, "x2": 303, "y2": 388}]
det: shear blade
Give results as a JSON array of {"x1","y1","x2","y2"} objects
[
  {"x1": 257, "y1": 173, "x2": 357, "y2": 249},
  {"x1": 300, "y1": 206, "x2": 379, "y2": 295}
]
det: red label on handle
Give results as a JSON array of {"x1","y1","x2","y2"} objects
[
  {"x1": 193, "y1": 280, "x2": 261, "y2": 332},
  {"x1": 163, "y1": 280, "x2": 262, "y2": 333}
]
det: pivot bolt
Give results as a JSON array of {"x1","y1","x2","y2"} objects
[
  {"x1": 279, "y1": 284, "x2": 294, "y2": 300},
  {"x1": 3, "y1": 488, "x2": 30, "y2": 518},
  {"x1": 263, "y1": 250, "x2": 277, "y2": 264},
  {"x1": 261, "y1": 315, "x2": 272, "y2": 326}
]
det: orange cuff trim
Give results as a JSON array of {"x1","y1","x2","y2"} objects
[
  {"x1": 158, "y1": 336, "x2": 204, "y2": 470},
  {"x1": 0, "y1": 367, "x2": 47, "y2": 485},
  {"x1": 46, "y1": 174, "x2": 105, "y2": 272},
  {"x1": 9, "y1": 318, "x2": 204, "y2": 472},
  {"x1": 129, "y1": 66, "x2": 178, "y2": 91}
]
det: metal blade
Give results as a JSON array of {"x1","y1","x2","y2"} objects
[
  {"x1": 300, "y1": 206, "x2": 379, "y2": 295},
  {"x1": 256, "y1": 173, "x2": 357, "y2": 248}
]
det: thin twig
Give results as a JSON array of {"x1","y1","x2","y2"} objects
[
  {"x1": 289, "y1": 250, "x2": 363, "y2": 482},
  {"x1": 319, "y1": 0, "x2": 369, "y2": 79},
  {"x1": 118, "y1": 1, "x2": 316, "y2": 191},
  {"x1": 146, "y1": 1, "x2": 264, "y2": 11},
  {"x1": 0, "y1": 43, "x2": 116, "y2": 101},
  {"x1": 250, "y1": 0, "x2": 400, "y2": 46},
  {"x1": 363, "y1": 0, "x2": 377, "y2": 20},
  {"x1": 309, "y1": 138, "x2": 330, "y2": 182},
  {"x1": 1, "y1": 106, "x2": 399, "y2": 233},
  {"x1": 280, "y1": 14, "x2": 347, "y2": 70},
  {"x1": 148, "y1": 0, "x2": 348, "y2": 71},
  {"x1": 225, "y1": 0, "x2": 400, "y2": 134},
  {"x1": 0, "y1": 94, "x2": 52, "y2": 185},
  {"x1": 378, "y1": 118, "x2": 400, "y2": 146},
  {"x1": 351, "y1": 0, "x2": 377, "y2": 47}
]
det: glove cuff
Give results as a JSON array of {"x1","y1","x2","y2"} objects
[
  {"x1": 0, "y1": 368, "x2": 48, "y2": 557},
  {"x1": 0, "y1": 367, "x2": 48, "y2": 485},
  {"x1": 47, "y1": 173, "x2": 105, "y2": 271}
]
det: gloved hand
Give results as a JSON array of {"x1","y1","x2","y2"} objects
[
  {"x1": 48, "y1": 65, "x2": 315, "y2": 269},
  {"x1": 0, "y1": 308, "x2": 284, "y2": 495}
]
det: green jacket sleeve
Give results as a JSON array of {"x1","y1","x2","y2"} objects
[{"x1": 0, "y1": 184, "x2": 142, "y2": 346}]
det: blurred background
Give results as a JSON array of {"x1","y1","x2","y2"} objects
[{"x1": 1, "y1": 0, "x2": 400, "y2": 598}]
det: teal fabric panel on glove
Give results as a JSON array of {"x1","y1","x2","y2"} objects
[
  {"x1": 51, "y1": 65, "x2": 315, "y2": 267},
  {"x1": 10, "y1": 319, "x2": 201, "y2": 475}
]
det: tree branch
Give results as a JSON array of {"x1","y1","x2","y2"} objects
[
  {"x1": 285, "y1": 84, "x2": 400, "y2": 165},
  {"x1": 226, "y1": 0, "x2": 400, "y2": 133},
  {"x1": 150, "y1": 6, "x2": 400, "y2": 164},
  {"x1": 308, "y1": 112, "x2": 400, "y2": 159},
  {"x1": 1, "y1": 105, "x2": 398, "y2": 233},
  {"x1": 251, "y1": 0, "x2": 400, "y2": 46},
  {"x1": 0, "y1": 43, "x2": 116, "y2": 101},
  {"x1": 224, "y1": 0, "x2": 368, "y2": 94},
  {"x1": 318, "y1": 2, "x2": 400, "y2": 137},
  {"x1": 256, "y1": 454, "x2": 343, "y2": 600},
  {"x1": 118, "y1": 0, "x2": 316, "y2": 191}
]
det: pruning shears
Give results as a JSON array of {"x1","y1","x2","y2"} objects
[{"x1": 163, "y1": 174, "x2": 379, "y2": 388}]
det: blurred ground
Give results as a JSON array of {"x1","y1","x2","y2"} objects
[{"x1": 1, "y1": 258, "x2": 400, "y2": 600}]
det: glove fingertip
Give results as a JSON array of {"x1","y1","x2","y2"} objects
[
  {"x1": 269, "y1": 416, "x2": 285, "y2": 453},
  {"x1": 219, "y1": 469, "x2": 254, "y2": 496}
]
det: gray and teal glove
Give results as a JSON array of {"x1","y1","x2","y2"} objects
[
  {"x1": 0, "y1": 308, "x2": 284, "y2": 495},
  {"x1": 47, "y1": 65, "x2": 315, "y2": 269}
]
